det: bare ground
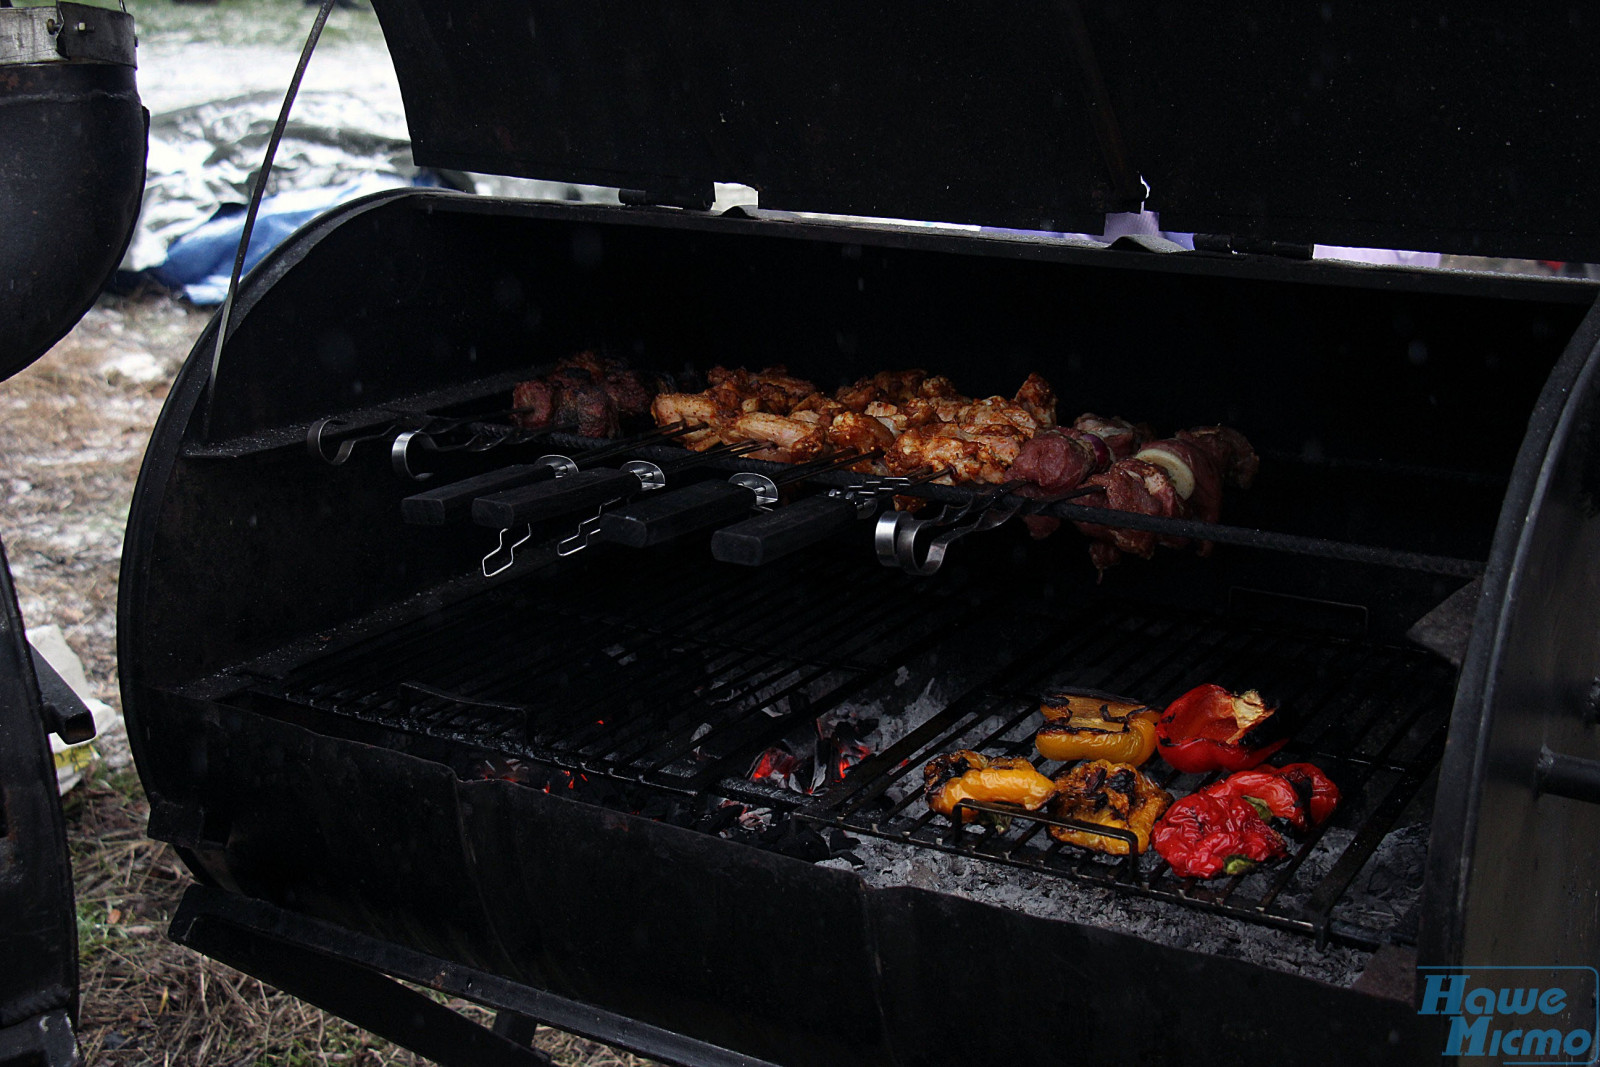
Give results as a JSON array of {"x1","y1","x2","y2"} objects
[{"x1": 3, "y1": 295, "x2": 651, "y2": 1066}]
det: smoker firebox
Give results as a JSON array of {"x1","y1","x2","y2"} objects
[{"x1": 116, "y1": 183, "x2": 1600, "y2": 1064}]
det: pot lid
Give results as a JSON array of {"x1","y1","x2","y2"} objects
[{"x1": 371, "y1": 0, "x2": 1600, "y2": 262}]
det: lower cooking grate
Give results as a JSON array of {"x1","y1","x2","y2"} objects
[
  {"x1": 237, "y1": 548, "x2": 1455, "y2": 949},
  {"x1": 805, "y1": 601, "x2": 1453, "y2": 948},
  {"x1": 243, "y1": 549, "x2": 973, "y2": 803}
]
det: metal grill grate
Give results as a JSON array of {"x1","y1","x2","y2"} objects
[
  {"x1": 247, "y1": 549, "x2": 973, "y2": 800},
  {"x1": 804, "y1": 601, "x2": 1452, "y2": 948},
  {"x1": 240, "y1": 549, "x2": 1454, "y2": 948}
]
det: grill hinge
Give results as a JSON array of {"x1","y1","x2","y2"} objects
[
  {"x1": 1193, "y1": 233, "x2": 1315, "y2": 260},
  {"x1": 618, "y1": 183, "x2": 716, "y2": 211}
]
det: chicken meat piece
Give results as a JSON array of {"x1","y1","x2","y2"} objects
[
  {"x1": 791, "y1": 393, "x2": 847, "y2": 419},
  {"x1": 905, "y1": 396, "x2": 967, "y2": 425},
  {"x1": 1013, "y1": 372, "x2": 1058, "y2": 428},
  {"x1": 650, "y1": 393, "x2": 725, "y2": 449},
  {"x1": 835, "y1": 369, "x2": 930, "y2": 411},
  {"x1": 706, "y1": 365, "x2": 818, "y2": 415},
  {"x1": 1046, "y1": 760, "x2": 1172, "y2": 855},
  {"x1": 887, "y1": 423, "x2": 1026, "y2": 484},
  {"x1": 715, "y1": 412, "x2": 827, "y2": 463},
  {"x1": 954, "y1": 396, "x2": 1040, "y2": 436},
  {"x1": 917, "y1": 374, "x2": 962, "y2": 399},
  {"x1": 826, "y1": 412, "x2": 895, "y2": 472}
]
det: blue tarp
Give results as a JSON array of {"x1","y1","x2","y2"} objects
[{"x1": 147, "y1": 173, "x2": 446, "y2": 304}]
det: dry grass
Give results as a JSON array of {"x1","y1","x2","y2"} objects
[{"x1": 4, "y1": 295, "x2": 653, "y2": 1066}]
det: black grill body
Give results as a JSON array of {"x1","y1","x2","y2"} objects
[{"x1": 120, "y1": 191, "x2": 1600, "y2": 1064}]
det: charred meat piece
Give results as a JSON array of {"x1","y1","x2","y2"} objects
[
  {"x1": 512, "y1": 351, "x2": 658, "y2": 435},
  {"x1": 924, "y1": 750, "x2": 1057, "y2": 823},
  {"x1": 1046, "y1": 760, "x2": 1172, "y2": 855},
  {"x1": 511, "y1": 379, "x2": 557, "y2": 430},
  {"x1": 550, "y1": 373, "x2": 620, "y2": 438}
]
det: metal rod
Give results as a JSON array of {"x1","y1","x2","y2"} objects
[{"x1": 204, "y1": 0, "x2": 338, "y2": 435}]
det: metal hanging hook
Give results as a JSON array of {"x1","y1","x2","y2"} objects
[{"x1": 482, "y1": 524, "x2": 534, "y2": 577}]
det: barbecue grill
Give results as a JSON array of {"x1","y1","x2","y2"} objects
[{"x1": 120, "y1": 3, "x2": 1600, "y2": 1064}]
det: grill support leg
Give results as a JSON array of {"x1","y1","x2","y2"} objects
[{"x1": 169, "y1": 889, "x2": 552, "y2": 1067}]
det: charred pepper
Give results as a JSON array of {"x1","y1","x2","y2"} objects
[
  {"x1": 1036, "y1": 690, "x2": 1160, "y2": 766},
  {"x1": 1203, "y1": 763, "x2": 1340, "y2": 832},
  {"x1": 923, "y1": 750, "x2": 1056, "y2": 823},
  {"x1": 1150, "y1": 791, "x2": 1288, "y2": 878},
  {"x1": 1046, "y1": 759, "x2": 1171, "y2": 855},
  {"x1": 1155, "y1": 684, "x2": 1288, "y2": 773}
]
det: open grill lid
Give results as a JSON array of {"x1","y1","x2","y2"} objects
[{"x1": 370, "y1": 0, "x2": 1600, "y2": 262}]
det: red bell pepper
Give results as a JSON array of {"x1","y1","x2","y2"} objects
[
  {"x1": 1150, "y1": 791, "x2": 1288, "y2": 878},
  {"x1": 1201, "y1": 763, "x2": 1340, "y2": 832},
  {"x1": 1155, "y1": 684, "x2": 1288, "y2": 773}
]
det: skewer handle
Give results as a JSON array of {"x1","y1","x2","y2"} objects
[
  {"x1": 597, "y1": 480, "x2": 755, "y2": 548},
  {"x1": 472, "y1": 468, "x2": 642, "y2": 528},
  {"x1": 710, "y1": 494, "x2": 860, "y2": 566},
  {"x1": 400, "y1": 464, "x2": 553, "y2": 525}
]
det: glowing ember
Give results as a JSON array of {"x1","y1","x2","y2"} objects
[{"x1": 748, "y1": 745, "x2": 806, "y2": 792}]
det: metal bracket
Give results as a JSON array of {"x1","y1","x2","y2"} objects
[
  {"x1": 1535, "y1": 744, "x2": 1600, "y2": 805},
  {"x1": 621, "y1": 459, "x2": 668, "y2": 491},
  {"x1": 729, "y1": 472, "x2": 780, "y2": 509}
]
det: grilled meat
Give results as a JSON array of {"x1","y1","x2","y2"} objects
[
  {"x1": 716, "y1": 412, "x2": 828, "y2": 463},
  {"x1": 649, "y1": 393, "x2": 723, "y2": 449},
  {"x1": 652, "y1": 367, "x2": 1055, "y2": 486},
  {"x1": 1073, "y1": 457, "x2": 1186, "y2": 567},
  {"x1": 706, "y1": 365, "x2": 818, "y2": 415},
  {"x1": 1072, "y1": 413, "x2": 1151, "y2": 461},
  {"x1": 512, "y1": 351, "x2": 658, "y2": 436},
  {"x1": 924, "y1": 750, "x2": 1057, "y2": 823},
  {"x1": 1010, "y1": 428, "x2": 1104, "y2": 494},
  {"x1": 1013, "y1": 372, "x2": 1058, "y2": 428},
  {"x1": 887, "y1": 423, "x2": 1026, "y2": 484},
  {"x1": 1046, "y1": 760, "x2": 1172, "y2": 855}
]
